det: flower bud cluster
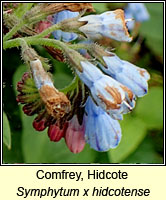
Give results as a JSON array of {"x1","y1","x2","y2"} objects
[{"x1": 17, "y1": 69, "x2": 87, "y2": 153}]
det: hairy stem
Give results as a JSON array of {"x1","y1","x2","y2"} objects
[
  {"x1": 61, "y1": 75, "x2": 79, "y2": 94},
  {"x1": 3, "y1": 37, "x2": 67, "y2": 51},
  {"x1": 3, "y1": 19, "x2": 25, "y2": 41},
  {"x1": 68, "y1": 43, "x2": 90, "y2": 50},
  {"x1": 31, "y1": 24, "x2": 61, "y2": 38},
  {"x1": 3, "y1": 35, "x2": 91, "y2": 52}
]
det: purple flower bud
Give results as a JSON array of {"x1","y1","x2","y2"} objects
[
  {"x1": 101, "y1": 54, "x2": 150, "y2": 97},
  {"x1": 16, "y1": 72, "x2": 41, "y2": 108},
  {"x1": 22, "y1": 101, "x2": 43, "y2": 116},
  {"x1": 35, "y1": 17, "x2": 52, "y2": 37},
  {"x1": 48, "y1": 122, "x2": 68, "y2": 142},
  {"x1": 33, "y1": 111, "x2": 48, "y2": 131},
  {"x1": 79, "y1": 9, "x2": 132, "y2": 42},
  {"x1": 16, "y1": 69, "x2": 70, "y2": 132},
  {"x1": 65, "y1": 115, "x2": 85, "y2": 153},
  {"x1": 52, "y1": 10, "x2": 79, "y2": 42},
  {"x1": 16, "y1": 72, "x2": 37, "y2": 94},
  {"x1": 84, "y1": 97, "x2": 121, "y2": 151}
]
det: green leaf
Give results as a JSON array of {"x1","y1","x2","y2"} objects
[
  {"x1": 140, "y1": 3, "x2": 163, "y2": 58},
  {"x1": 135, "y1": 87, "x2": 163, "y2": 129},
  {"x1": 53, "y1": 73, "x2": 73, "y2": 89},
  {"x1": 123, "y1": 135, "x2": 163, "y2": 164},
  {"x1": 108, "y1": 115, "x2": 147, "y2": 163},
  {"x1": 3, "y1": 112, "x2": 11, "y2": 149},
  {"x1": 21, "y1": 114, "x2": 97, "y2": 163},
  {"x1": 3, "y1": 127, "x2": 24, "y2": 164},
  {"x1": 107, "y1": 3, "x2": 127, "y2": 10},
  {"x1": 92, "y1": 3, "x2": 109, "y2": 13}
]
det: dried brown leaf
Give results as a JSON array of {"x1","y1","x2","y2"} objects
[{"x1": 43, "y1": 3, "x2": 95, "y2": 14}]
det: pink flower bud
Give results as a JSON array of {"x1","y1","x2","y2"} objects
[
  {"x1": 65, "y1": 115, "x2": 85, "y2": 153},
  {"x1": 32, "y1": 111, "x2": 48, "y2": 131},
  {"x1": 48, "y1": 122, "x2": 68, "y2": 142},
  {"x1": 35, "y1": 17, "x2": 52, "y2": 37},
  {"x1": 33, "y1": 118, "x2": 47, "y2": 131}
]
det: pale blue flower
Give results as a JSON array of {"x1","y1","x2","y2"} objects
[
  {"x1": 30, "y1": 59, "x2": 54, "y2": 89},
  {"x1": 127, "y1": 3, "x2": 150, "y2": 22},
  {"x1": 79, "y1": 9, "x2": 132, "y2": 42},
  {"x1": 84, "y1": 96, "x2": 122, "y2": 151},
  {"x1": 124, "y1": 11, "x2": 135, "y2": 30},
  {"x1": 100, "y1": 54, "x2": 150, "y2": 97},
  {"x1": 90, "y1": 74, "x2": 135, "y2": 119},
  {"x1": 77, "y1": 61, "x2": 135, "y2": 120},
  {"x1": 125, "y1": 3, "x2": 150, "y2": 30},
  {"x1": 78, "y1": 40, "x2": 92, "y2": 59},
  {"x1": 76, "y1": 61, "x2": 103, "y2": 88},
  {"x1": 52, "y1": 10, "x2": 79, "y2": 42}
]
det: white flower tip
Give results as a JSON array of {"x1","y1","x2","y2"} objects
[{"x1": 125, "y1": 18, "x2": 134, "y2": 23}]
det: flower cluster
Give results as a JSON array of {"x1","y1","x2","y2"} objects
[
  {"x1": 84, "y1": 96, "x2": 122, "y2": 151},
  {"x1": 15, "y1": 4, "x2": 150, "y2": 153}
]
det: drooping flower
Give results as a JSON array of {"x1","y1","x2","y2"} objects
[
  {"x1": 78, "y1": 9, "x2": 132, "y2": 42},
  {"x1": 48, "y1": 122, "x2": 68, "y2": 142},
  {"x1": 64, "y1": 115, "x2": 85, "y2": 153},
  {"x1": 76, "y1": 60, "x2": 135, "y2": 120},
  {"x1": 125, "y1": 3, "x2": 150, "y2": 30},
  {"x1": 84, "y1": 96, "x2": 121, "y2": 151},
  {"x1": 52, "y1": 10, "x2": 79, "y2": 42},
  {"x1": 79, "y1": 43, "x2": 150, "y2": 98},
  {"x1": 101, "y1": 54, "x2": 150, "y2": 97},
  {"x1": 30, "y1": 59, "x2": 71, "y2": 119},
  {"x1": 17, "y1": 59, "x2": 71, "y2": 132},
  {"x1": 16, "y1": 59, "x2": 87, "y2": 152}
]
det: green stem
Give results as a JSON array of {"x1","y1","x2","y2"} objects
[
  {"x1": 31, "y1": 24, "x2": 61, "y2": 39},
  {"x1": 3, "y1": 36, "x2": 90, "y2": 51},
  {"x1": 60, "y1": 75, "x2": 79, "y2": 94},
  {"x1": 3, "y1": 10, "x2": 60, "y2": 42},
  {"x1": 3, "y1": 37, "x2": 68, "y2": 51},
  {"x1": 14, "y1": 3, "x2": 34, "y2": 19},
  {"x1": 3, "y1": 19, "x2": 25, "y2": 42},
  {"x1": 69, "y1": 43, "x2": 90, "y2": 50}
]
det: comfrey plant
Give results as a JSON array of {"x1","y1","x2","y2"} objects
[{"x1": 3, "y1": 3, "x2": 150, "y2": 153}]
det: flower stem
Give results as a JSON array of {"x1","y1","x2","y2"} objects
[
  {"x1": 61, "y1": 75, "x2": 80, "y2": 94},
  {"x1": 69, "y1": 43, "x2": 90, "y2": 50},
  {"x1": 3, "y1": 37, "x2": 67, "y2": 51},
  {"x1": 3, "y1": 19, "x2": 25, "y2": 41},
  {"x1": 31, "y1": 24, "x2": 61, "y2": 38}
]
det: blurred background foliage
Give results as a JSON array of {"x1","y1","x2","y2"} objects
[{"x1": 3, "y1": 3, "x2": 164, "y2": 164}]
